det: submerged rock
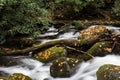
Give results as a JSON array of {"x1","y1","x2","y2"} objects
[
  {"x1": 34, "y1": 46, "x2": 67, "y2": 63},
  {"x1": 8, "y1": 73, "x2": 32, "y2": 80},
  {"x1": 50, "y1": 57, "x2": 80, "y2": 77},
  {"x1": 97, "y1": 64, "x2": 120, "y2": 80}
]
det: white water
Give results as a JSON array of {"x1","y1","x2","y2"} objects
[
  {"x1": 0, "y1": 25, "x2": 120, "y2": 80},
  {"x1": 40, "y1": 25, "x2": 120, "y2": 43},
  {"x1": 0, "y1": 55, "x2": 120, "y2": 80}
]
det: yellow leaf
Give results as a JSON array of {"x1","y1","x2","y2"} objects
[{"x1": 104, "y1": 48, "x2": 112, "y2": 52}]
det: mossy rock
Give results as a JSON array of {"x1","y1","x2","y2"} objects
[
  {"x1": 34, "y1": 46, "x2": 67, "y2": 63},
  {"x1": 8, "y1": 73, "x2": 32, "y2": 80},
  {"x1": 83, "y1": 41, "x2": 113, "y2": 60},
  {"x1": 72, "y1": 20, "x2": 85, "y2": 30},
  {"x1": 50, "y1": 57, "x2": 80, "y2": 77},
  {"x1": 97, "y1": 64, "x2": 120, "y2": 80},
  {"x1": 78, "y1": 25, "x2": 111, "y2": 40}
]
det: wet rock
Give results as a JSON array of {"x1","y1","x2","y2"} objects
[
  {"x1": 78, "y1": 25, "x2": 111, "y2": 40},
  {"x1": 50, "y1": 57, "x2": 80, "y2": 77},
  {"x1": 0, "y1": 56, "x2": 18, "y2": 67},
  {"x1": 34, "y1": 46, "x2": 67, "y2": 63},
  {"x1": 8, "y1": 73, "x2": 32, "y2": 80},
  {"x1": 97, "y1": 64, "x2": 120, "y2": 80},
  {"x1": 0, "y1": 56, "x2": 31, "y2": 67}
]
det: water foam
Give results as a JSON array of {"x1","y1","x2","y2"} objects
[{"x1": 0, "y1": 55, "x2": 120, "y2": 80}]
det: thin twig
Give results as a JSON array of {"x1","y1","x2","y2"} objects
[
  {"x1": 63, "y1": 45, "x2": 95, "y2": 59},
  {"x1": 111, "y1": 42, "x2": 116, "y2": 52}
]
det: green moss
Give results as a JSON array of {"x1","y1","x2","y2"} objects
[
  {"x1": 97, "y1": 64, "x2": 120, "y2": 80},
  {"x1": 83, "y1": 41, "x2": 112, "y2": 60},
  {"x1": 8, "y1": 73, "x2": 32, "y2": 80},
  {"x1": 78, "y1": 39, "x2": 95, "y2": 46},
  {"x1": 72, "y1": 20, "x2": 85, "y2": 30},
  {"x1": 34, "y1": 46, "x2": 67, "y2": 63}
]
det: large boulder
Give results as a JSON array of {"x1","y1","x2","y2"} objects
[
  {"x1": 8, "y1": 73, "x2": 32, "y2": 80},
  {"x1": 97, "y1": 64, "x2": 120, "y2": 80},
  {"x1": 34, "y1": 46, "x2": 67, "y2": 63},
  {"x1": 50, "y1": 57, "x2": 80, "y2": 77},
  {"x1": 78, "y1": 25, "x2": 111, "y2": 40}
]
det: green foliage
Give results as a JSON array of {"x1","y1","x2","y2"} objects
[
  {"x1": 46, "y1": 0, "x2": 105, "y2": 19},
  {"x1": 72, "y1": 20, "x2": 85, "y2": 30},
  {"x1": 0, "y1": 0, "x2": 51, "y2": 41},
  {"x1": 112, "y1": 0, "x2": 120, "y2": 16},
  {"x1": 86, "y1": 0, "x2": 105, "y2": 7}
]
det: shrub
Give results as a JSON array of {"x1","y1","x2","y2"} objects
[
  {"x1": 46, "y1": 0, "x2": 105, "y2": 19},
  {"x1": 0, "y1": 0, "x2": 51, "y2": 41},
  {"x1": 112, "y1": 0, "x2": 120, "y2": 16}
]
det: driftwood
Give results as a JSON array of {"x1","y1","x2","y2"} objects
[{"x1": 0, "y1": 39, "x2": 98, "y2": 56}]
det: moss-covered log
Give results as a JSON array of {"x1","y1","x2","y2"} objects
[
  {"x1": 0, "y1": 39, "x2": 98, "y2": 56},
  {"x1": 83, "y1": 41, "x2": 113, "y2": 60},
  {"x1": 2, "y1": 38, "x2": 35, "y2": 49},
  {"x1": 97, "y1": 64, "x2": 120, "y2": 80}
]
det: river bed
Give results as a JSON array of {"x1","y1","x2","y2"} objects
[{"x1": 0, "y1": 25, "x2": 120, "y2": 80}]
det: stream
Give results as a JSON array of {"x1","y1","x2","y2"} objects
[{"x1": 0, "y1": 25, "x2": 120, "y2": 80}]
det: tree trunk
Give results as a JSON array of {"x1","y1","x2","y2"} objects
[{"x1": 0, "y1": 39, "x2": 98, "y2": 56}]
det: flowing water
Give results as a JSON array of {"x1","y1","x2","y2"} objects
[
  {"x1": 0, "y1": 25, "x2": 120, "y2": 80},
  {"x1": 0, "y1": 55, "x2": 120, "y2": 80}
]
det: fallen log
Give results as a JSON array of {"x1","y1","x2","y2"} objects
[{"x1": 0, "y1": 39, "x2": 98, "y2": 56}]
